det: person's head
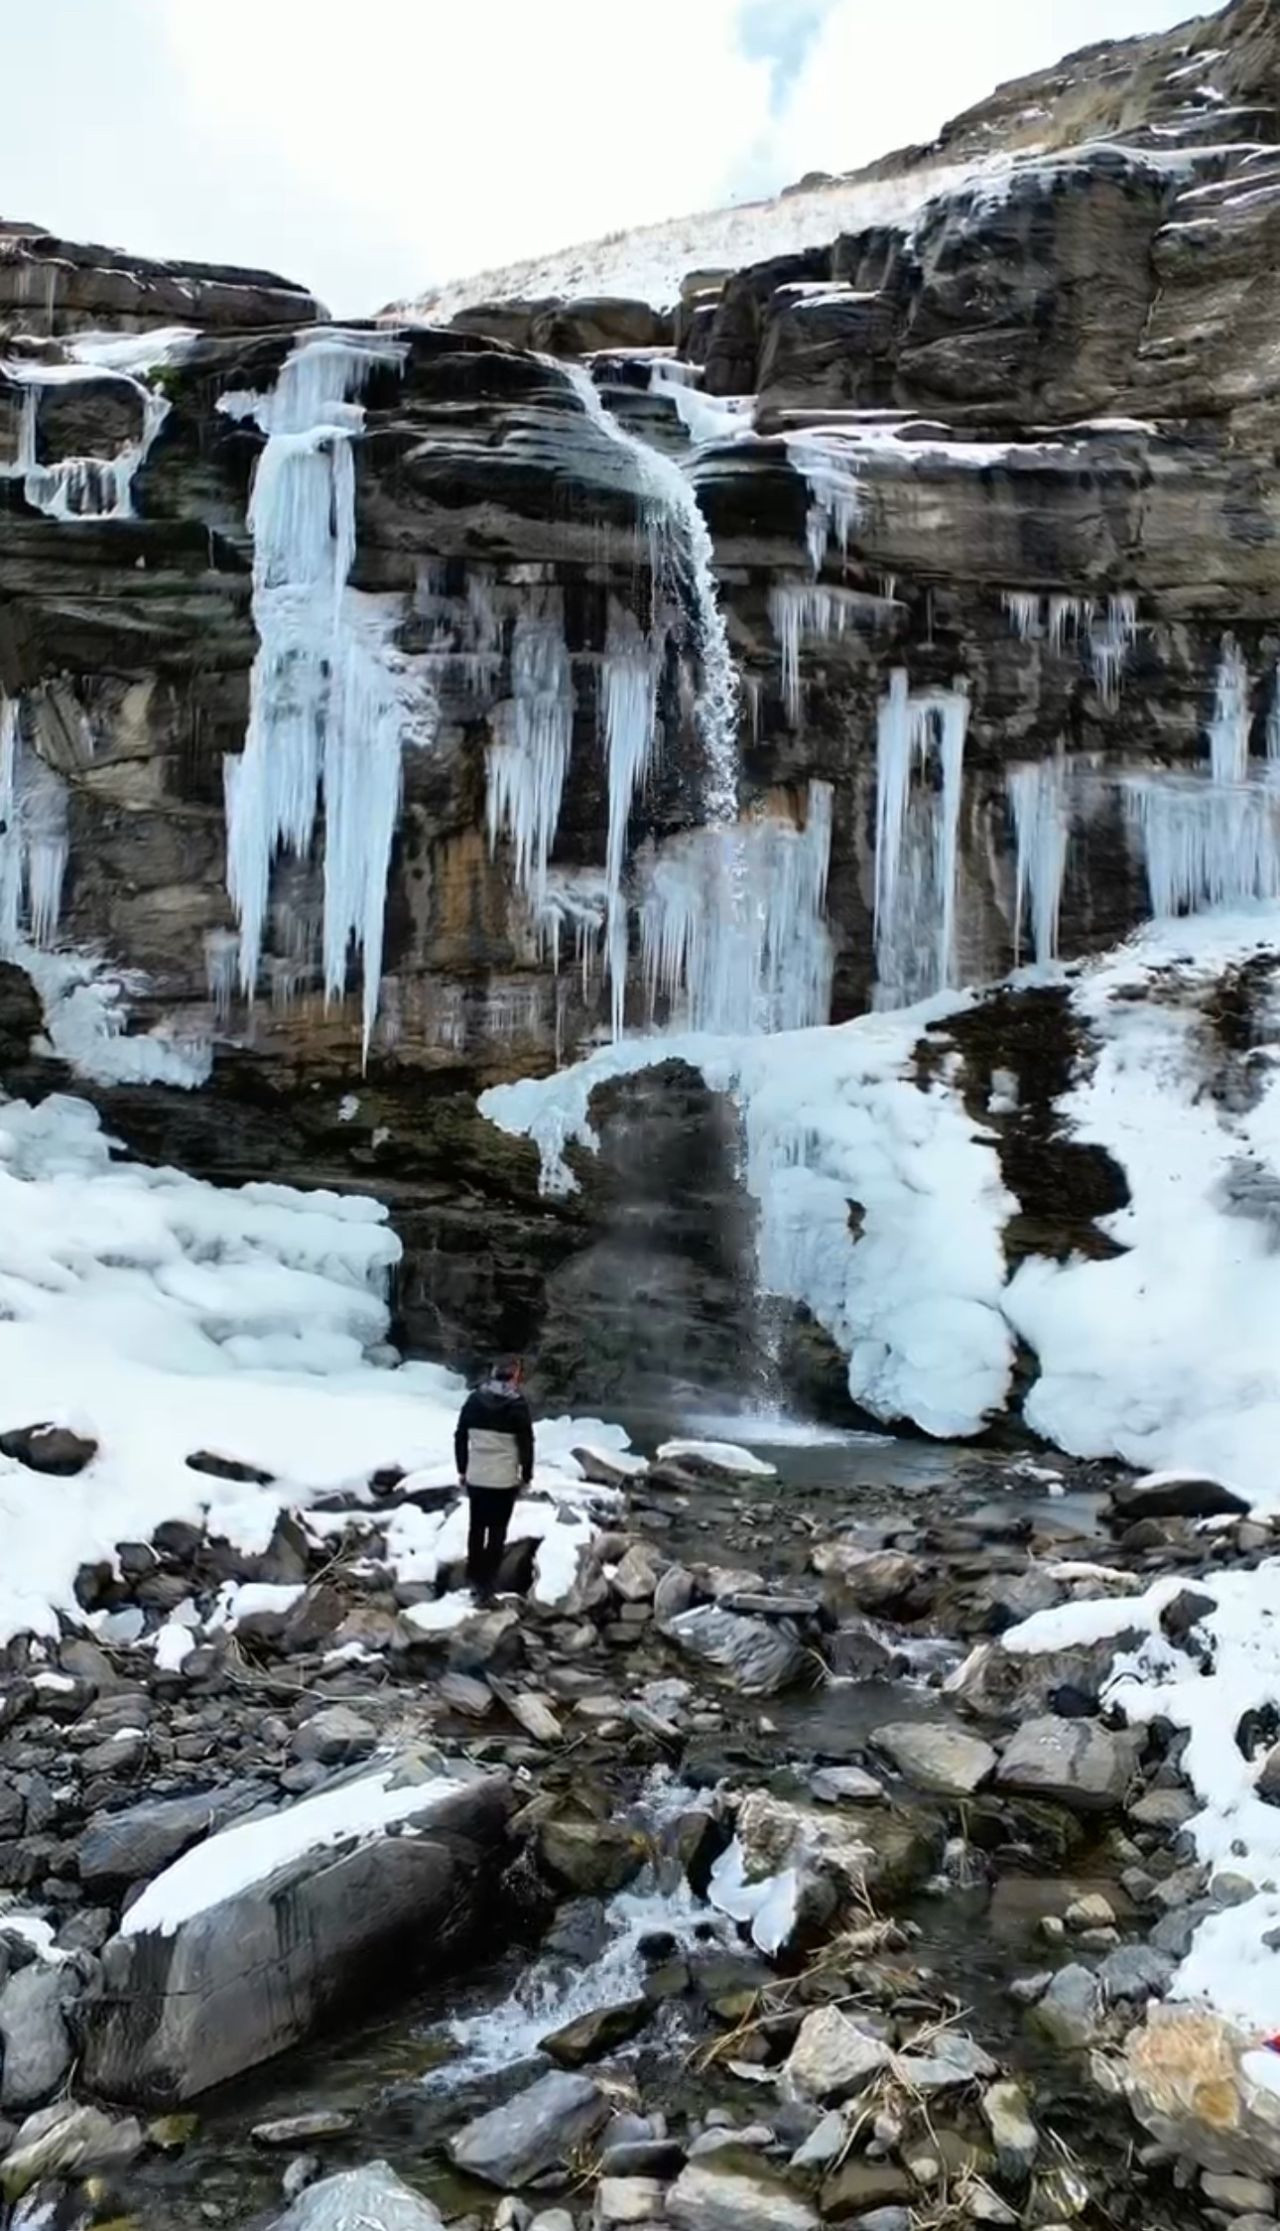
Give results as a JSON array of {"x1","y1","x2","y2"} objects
[{"x1": 489, "y1": 1354, "x2": 524, "y2": 1390}]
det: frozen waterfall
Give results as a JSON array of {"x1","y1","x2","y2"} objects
[
  {"x1": 1207, "y1": 634, "x2": 1251, "y2": 783},
  {"x1": 873, "y1": 671, "x2": 970, "y2": 1007},
  {"x1": 2, "y1": 360, "x2": 171, "y2": 521},
  {"x1": 0, "y1": 699, "x2": 68, "y2": 952},
  {"x1": 1008, "y1": 761, "x2": 1069, "y2": 966},
  {"x1": 220, "y1": 329, "x2": 433, "y2": 1062},
  {"x1": 768, "y1": 582, "x2": 896, "y2": 727},
  {"x1": 1126, "y1": 773, "x2": 1280, "y2": 916},
  {"x1": 485, "y1": 600, "x2": 575, "y2": 906}
]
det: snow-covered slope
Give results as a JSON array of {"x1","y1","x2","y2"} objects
[{"x1": 389, "y1": 153, "x2": 1018, "y2": 320}]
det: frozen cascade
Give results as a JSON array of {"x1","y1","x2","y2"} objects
[
  {"x1": 768, "y1": 582, "x2": 896, "y2": 727},
  {"x1": 873, "y1": 671, "x2": 970, "y2": 1007},
  {"x1": 785, "y1": 432, "x2": 862, "y2": 574},
  {"x1": 0, "y1": 699, "x2": 68, "y2": 950},
  {"x1": 486, "y1": 600, "x2": 575, "y2": 906},
  {"x1": 598, "y1": 602, "x2": 661, "y2": 1035},
  {"x1": 562, "y1": 362, "x2": 739, "y2": 825},
  {"x1": 638, "y1": 783, "x2": 833, "y2": 1035},
  {"x1": 1268, "y1": 665, "x2": 1280, "y2": 763},
  {"x1": 220, "y1": 329, "x2": 434, "y2": 1062},
  {"x1": 1126, "y1": 774, "x2": 1280, "y2": 915},
  {"x1": 1087, "y1": 593, "x2": 1139, "y2": 708},
  {"x1": 1207, "y1": 633, "x2": 1251, "y2": 783},
  {"x1": 1, "y1": 361, "x2": 170, "y2": 521},
  {"x1": 1048, "y1": 595, "x2": 1088, "y2": 654},
  {"x1": 647, "y1": 358, "x2": 752, "y2": 448},
  {"x1": 1008, "y1": 761, "x2": 1070, "y2": 964},
  {"x1": 1002, "y1": 591, "x2": 1043, "y2": 641}
]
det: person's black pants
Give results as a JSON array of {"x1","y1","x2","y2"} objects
[{"x1": 466, "y1": 1487, "x2": 517, "y2": 1592}]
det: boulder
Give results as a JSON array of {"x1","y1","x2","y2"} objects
[
  {"x1": 811, "y1": 1543, "x2": 926, "y2": 1616},
  {"x1": 1027, "y1": 1963, "x2": 1102, "y2": 2051},
  {"x1": 1098, "y1": 1943, "x2": 1175, "y2": 2003},
  {"x1": 1111, "y1": 1472, "x2": 1249, "y2": 1521},
  {"x1": 540, "y1": 1996, "x2": 650, "y2": 2067},
  {"x1": 663, "y1": 1605, "x2": 808, "y2": 1695},
  {"x1": 668, "y1": 2160, "x2": 819, "y2": 2231},
  {"x1": 290, "y1": 1708, "x2": 378, "y2": 1766},
  {"x1": 537, "y1": 1814, "x2": 647, "y2": 1896},
  {"x1": 980, "y1": 2081, "x2": 1039, "y2": 2181},
  {"x1": 996, "y1": 1715, "x2": 1139, "y2": 1811},
  {"x1": 1125, "y1": 2009, "x2": 1280, "y2": 2177},
  {"x1": 782, "y1": 2006, "x2": 890, "y2": 2101},
  {"x1": 77, "y1": 1781, "x2": 265, "y2": 1890},
  {"x1": 595, "y1": 2175, "x2": 667, "y2": 2224},
  {"x1": 0, "y1": 1423, "x2": 97, "y2": 1475},
  {"x1": 267, "y1": 2162, "x2": 445, "y2": 2228},
  {"x1": 712, "y1": 1790, "x2": 937, "y2": 1949},
  {"x1": 871, "y1": 1721, "x2": 998, "y2": 1797},
  {"x1": 0, "y1": 1966, "x2": 74, "y2": 2110},
  {"x1": 0, "y1": 2102, "x2": 145, "y2": 2197},
  {"x1": 448, "y1": 2069, "x2": 608, "y2": 2187},
  {"x1": 948, "y1": 1631, "x2": 1142, "y2": 1718},
  {"x1": 82, "y1": 1758, "x2": 513, "y2": 2103}
]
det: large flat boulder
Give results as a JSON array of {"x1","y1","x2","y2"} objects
[
  {"x1": 76, "y1": 1781, "x2": 265, "y2": 1891},
  {"x1": 995, "y1": 1715, "x2": 1139, "y2": 1812},
  {"x1": 448, "y1": 2069, "x2": 608, "y2": 2187},
  {"x1": 82, "y1": 1754, "x2": 513, "y2": 2105},
  {"x1": 267, "y1": 2163, "x2": 445, "y2": 2228}
]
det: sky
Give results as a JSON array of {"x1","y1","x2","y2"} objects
[{"x1": 6, "y1": 0, "x2": 1212, "y2": 315}]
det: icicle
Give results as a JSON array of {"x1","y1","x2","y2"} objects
[
  {"x1": 1002, "y1": 592, "x2": 1043, "y2": 641},
  {"x1": 1207, "y1": 633, "x2": 1251, "y2": 783},
  {"x1": 1087, "y1": 593, "x2": 1139, "y2": 708},
  {"x1": 598, "y1": 602, "x2": 660, "y2": 1038},
  {"x1": 785, "y1": 433, "x2": 862, "y2": 575},
  {"x1": 1126, "y1": 773, "x2": 1280, "y2": 914},
  {"x1": 768, "y1": 583, "x2": 896, "y2": 728},
  {"x1": 220, "y1": 329, "x2": 427, "y2": 1064},
  {"x1": 562, "y1": 363, "x2": 739, "y2": 826},
  {"x1": 1269, "y1": 665, "x2": 1280, "y2": 763},
  {"x1": 2, "y1": 363, "x2": 170, "y2": 521},
  {"x1": 636, "y1": 783, "x2": 832, "y2": 1035},
  {"x1": 0, "y1": 698, "x2": 68, "y2": 951},
  {"x1": 873, "y1": 672, "x2": 970, "y2": 1007},
  {"x1": 1047, "y1": 595, "x2": 1086, "y2": 655},
  {"x1": 486, "y1": 600, "x2": 575, "y2": 907},
  {"x1": 1008, "y1": 761, "x2": 1070, "y2": 964},
  {"x1": 204, "y1": 930, "x2": 240, "y2": 1020}
]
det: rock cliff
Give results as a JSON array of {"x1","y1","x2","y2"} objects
[{"x1": 1, "y1": 0, "x2": 1278, "y2": 1409}]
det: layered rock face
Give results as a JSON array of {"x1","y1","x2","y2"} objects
[{"x1": 1, "y1": 0, "x2": 1278, "y2": 1399}]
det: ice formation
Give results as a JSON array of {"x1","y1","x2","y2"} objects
[
  {"x1": 0, "y1": 699, "x2": 68, "y2": 951},
  {"x1": 486, "y1": 599, "x2": 575, "y2": 905},
  {"x1": 1, "y1": 360, "x2": 170, "y2": 521},
  {"x1": 1086, "y1": 593, "x2": 1139, "y2": 707},
  {"x1": 636, "y1": 783, "x2": 833, "y2": 1035},
  {"x1": 1001, "y1": 590, "x2": 1042, "y2": 641},
  {"x1": 1207, "y1": 632, "x2": 1252, "y2": 782},
  {"x1": 873, "y1": 670, "x2": 970, "y2": 1005},
  {"x1": 768, "y1": 582, "x2": 896, "y2": 727},
  {"x1": 1126, "y1": 773, "x2": 1280, "y2": 915},
  {"x1": 785, "y1": 432, "x2": 862, "y2": 574},
  {"x1": 1000, "y1": 590, "x2": 1135, "y2": 699},
  {"x1": 1008, "y1": 759, "x2": 1070, "y2": 964},
  {"x1": 221, "y1": 329, "x2": 434, "y2": 1062}
]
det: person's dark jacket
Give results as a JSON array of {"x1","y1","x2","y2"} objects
[{"x1": 455, "y1": 1379, "x2": 534, "y2": 1491}]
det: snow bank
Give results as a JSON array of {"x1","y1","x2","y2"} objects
[{"x1": 0, "y1": 1091, "x2": 632, "y2": 1643}]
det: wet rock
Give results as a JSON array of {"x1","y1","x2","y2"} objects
[
  {"x1": 1202, "y1": 2173, "x2": 1276, "y2": 2215},
  {"x1": 543, "y1": 1898, "x2": 610, "y2": 1964},
  {"x1": 0, "y1": 1965, "x2": 74, "y2": 2110},
  {"x1": 663, "y1": 1605, "x2": 808, "y2": 1696},
  {"x1": 783, "y1": 2006, "x2": 891, "y2": 2101},
  {"x1": 267, "y1": 2162, "x2": 445, "y2": 2227},
  {"x1": 540, "y1": 1996, "x2": 651, "y2": 2067},
  {"x1": 84, "y1": 1762, "x2": 514, "y2": 2103},
  {"x1": 253, "y1": 2111, "x2": 357, "y2": 2145},
  {"x1": 950, "y1": 1633, "x2": 1140, "y2": 1718},
  {"x1": 600, "y1": 2137, "x2": 687, "y2": 2179},
  {"x1": 537, "y1": 1814, "x2": 646, "y2": 1896},
  {"x1": 290, "y1": 1707, "x2": 378, "y2": 1766},
  {"x1": 872, "y1": 1721, "x2": 997, "y2": 1797},
  {"x1": 996, "y1": 1715, "x2": 1139, "y2": 1811},
  {"x1": 811, "y1": 1543, "x2": 925, "y2": 1617},
  {"x1": 1064, "y1": 1892, "x2": 1115, "y2": 1931},
  {"x1": 894, "y1": 2032, "x2": 997, "y2": 2089},
  {"x1": 448, "y1": 2070, "x2": 609, "y2": 2187},
  {"x1": 1128, "y1": 1787, "x2": 1196, "y2": 1831},
  {"x1": 1027, "y1": 1963, "x2": 1102, "y2": 2050},
  {"x1": 820, "y1": 2159, "x2": 913, "y2": 2220},
  {"x1": 981, "y1": 2081, "x2": 1038, "y2": 2182},
  {"x1": 0, "y1": 2102, "x2": 145, "y2": 2196},
  {"x1": 668, "y1": 2159, "x2": 818, "y2": 2231},
  {"x1": 595, "y1": 2175, "x2": 667, "y2": 2223},
  {"x1": 1111, "y1": 1474, "x2": 1248, "y2": 1521},
  {"x1": 77, "y1": 1781, "x2": 264, "y2": 1890},
  {"x1": 1098, "y1": 1943, "x2": 1175, "y2": 2003},
  {"x1": 809, "y1": 1766, "x2": 885, "y2": 1805},
  {"x1": 0, "y1": 1424, "x2": 97, "y2": 1475}
]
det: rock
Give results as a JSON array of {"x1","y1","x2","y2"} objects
[
  {"x1": 0, "y1": 2102, "x2": 146, "y2": 2197},
  {"x1": 506, "y1": 1691, "x2": 564, "y2": 1744},
  {"x1": 1111, "y1": 1473, "x2": 1248, "y2": 1520},
  {"x1": 949, "y1": 1632, "x2": 1141, "y2": 1719},
  {"x1": 1098, "y1": 1943, "x2": 1174, "y2": 2003},
  {"x1": 0, "y1": 1965, "x2": 74, "y2": 2110},
  {"x1": 1125, "y1": 2009, "x2": 1280, "y2": 2176},
  {"x1": 718, "y1": 1789, "x2": 936, "y2": 1948},
  {"x1": 820, "y1": 2160, "x2": 913, "y2": 2221},
  {"x1": 448, "y1": 2071, "x2": 608, "y2": 2187},
  {"x1": 1160, "y1": 1588, "x2": 1218, "y2": 1647},
  {"x1": 595, "y1": 2176, "x2": 667, "y2": 2223},
  {"x1": 267, "y1": 2162, "x2": 445, "y2": 2228},
  {"x1": 1128, "y1": 1787, "x2": 1197, "y2": 1831},
  {"x1": 663, "y1": 1605, "x2": 808, "y2": 1695},
  {"x1": 783, "y1": 2007, "x2": 891, "y2": 2101},
  {"x1": 1064, "y1": 1893, "x2": 1115, "y2": 1931},
  {"x1": 437, "y1": 1672, "x2": 494, "y2": 1718},
  {"x1": 541, "y1": 1997, "x2": 650, "y2": 2067},
  {"x1": 253, "y1": 2111, "x2": 357, "y2": 2145},
  {"x1": 84, "y1": 1760, "x2": 513, "y2": 2103},
  {"x1": 996, "y1": 1716, "x2": 1139, "y2": 1811},
  {"x1": 612, "y1": 1545, "x2": 662, "y2": 1601},
  {"x1": 538, "y1": 1814, "x2": 646, "y2": 1896},
  {"x1": 1202, "y1": 2173, "x2": 1276, "y2": 2215},
  {"x1": 811, "y1": 1543, "x2": 925, "y2": 1616},
  {"x1": 572, "y1": 1447, "x2": 648, "y2": 1488},
  {"x1": 0, "y1": 1423, "x2": 97, "y2": 1475},
  {"x1": 872, "y1": 1721, "x2": 998, "y2": 1797},
  {"x1": 77, "y1": 1781, "x2": 264, "y2": 1890},
  {"x1": 668, "y1": 2160, "x2": 818, "y2": 2231},
  {"x1": 653, "y1": 1440, "x2": 777, "y2": 1485},
  {"x1": 789, "y1": 2109, "x2": 848, "y2": 2171},
  {"x1": 894, "y1": 2032, "x2": 997, "y2": 2089},
  {"x1": 290, "y1": 1708, "x2": 379, "y2": 1766},
  {"x1": 809, "y1": 1766, "x2": 885, "y2": 1805},
  {"x1": 981, "y1": 2081, "x2": 1039, "y2": 2181},
  {"x1": 1027, "y1": 1964, "x2": 1102, "y2": 2050}
]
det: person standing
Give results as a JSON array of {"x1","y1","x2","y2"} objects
[{"x1": 454, "y1": 1356, "x2": 535, "y2": 1600}]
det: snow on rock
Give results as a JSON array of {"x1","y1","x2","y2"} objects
[
  {"x1": 655, "y1": 1439, "x2": 778, "y2": 1479},
  {"x1": 0, "y1": 1091, "x2": 634, "y2": 1643}
]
